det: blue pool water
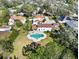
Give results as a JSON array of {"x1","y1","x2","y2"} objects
[{"x1": 31, "y1": 33, "x2": 44, "y2": 39}]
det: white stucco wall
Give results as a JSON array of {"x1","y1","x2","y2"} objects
[
  {"x1": 0, "y1": 26, "x2": 11, "y2": 31},
  {"x1": 37, "y1": 28, "x2": 52, "y2": 32}
]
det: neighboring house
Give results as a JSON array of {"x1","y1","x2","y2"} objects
[
  {"x1": 8, "y1": 15, "x2": 26, "y2": 25},
  {"x1": 58, "y1": 15, "x2": 78, "y2": 23},
  {"x1": 58, "y1": 16, "x2": 78, "y2": 34},
  {"x1": 65, "y1": 20, "x2": 78, "y2": 34},
  {"x1": 0, "y1": 26, "x2": 11, "y2": 32},
  {"x1": 32, "y1": 23, "x2": 59, "y2": 32},
  {"x1": 57, "y1": 16, "x2": 66, "y2": 23}
]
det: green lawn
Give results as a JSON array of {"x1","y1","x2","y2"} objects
[
  {"x1": 9, "y1": 31, "x2": 32, "y2": 59},
  {"x1": 41, "y1": 37, "x2": 53, "y2": 44}
]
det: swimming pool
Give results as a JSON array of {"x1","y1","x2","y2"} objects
[
  {"x1": 31, "y1": 33, "x2": 44, "y2": 39},
  {"x1": 27, "y1": 32, "x2": 46, "y2": 42}
]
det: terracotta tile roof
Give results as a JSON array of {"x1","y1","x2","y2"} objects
[
  {"x1": 35, "y1": 15, "x2": 44, "y2": 19},
  {"x1": 38, "y1": 23, "x2": 59, "y2": 28},
  {"x1": 38, "y1": 24, "x2": 53, "y2": 28},
  {"x1": 10, "y1": 15, "x2": 26, "y2": 20}
]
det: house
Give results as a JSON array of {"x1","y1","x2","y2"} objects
[
  {"x1": 37, "y1": 23, "x2": 59, "y2": 32},
  {"x1": 32, "y1": 14, "x2": 59, "y2": 32},
  {"x1": 8, "y1": 15, "x2": 26, "y2": 25},
  {"x1": 32, "y1": 23, "x2": 59, "y2": 32},
  {"x1": 58, "y1": 15, "x2": 78, "y2": 23},
  {"x1": 65, "y1": 20, "x2": 78, "y2": 34},
  {"x1": 58, "y1": 16, "x2": 78, "y2": 34},
  {"x1": 57, "y1": 16, "x2": 66, "y2": 23}
]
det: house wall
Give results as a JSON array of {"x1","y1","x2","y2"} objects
[
  {"x1": 0, "y1": 26, "x2": 11, "y2": 31},
  {"x1": 37, "y1": 27, "x2": 52, "y2": 32}
]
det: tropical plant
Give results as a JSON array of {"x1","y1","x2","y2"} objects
[
  {"x1": 16, "y1": 21, "x2": 23, "y2": 28},
  {"x1": 0, "y1": 40, "x2": 14, "y2": 53}
]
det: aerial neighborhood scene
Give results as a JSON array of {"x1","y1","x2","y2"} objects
[{"x1": 0, "y1": 0, "x2": 78, "y2": 59}]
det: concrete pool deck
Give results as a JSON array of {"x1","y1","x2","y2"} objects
[{"x1": 27, "y1": 31, "x2": 46, "y2": 42}]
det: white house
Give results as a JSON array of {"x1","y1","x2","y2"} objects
[{"x1": 36, "y1": 23, "x2": 59, "y2": 32}]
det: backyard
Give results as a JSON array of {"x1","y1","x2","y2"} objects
[{"x1": 9, "y1": 32, "x2": 32, "y2": 59}]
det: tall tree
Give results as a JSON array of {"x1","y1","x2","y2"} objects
[{"x1": 22, "y1": 3, "x2": 36, "y2": 16}]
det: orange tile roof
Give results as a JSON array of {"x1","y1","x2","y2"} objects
[
  {"x1": 38, "y1": 23, "x2": 59, "y2": 28},
  {"x1": 35, "y1": 15, "x2": 44, "y2": 19},
  {"x1": 38, "y1": 24, "x2": 53, "y2": 28}
]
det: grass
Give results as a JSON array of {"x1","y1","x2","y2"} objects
[
  {"x1": 9, "y1": 30, "x2": 32, "y2": 59},
  {"x1": 41, "y1": 37, "x2": 53, "y2": 44},
  {"x1": 0, "y1": 45, "x2": 3, "y2": 54},
  {"x1": 9, "y1": 30, "x2": 53, "y2": 59},
  {"x1": 38, "y1": 37, "x2": 53, "y2": 46}
]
